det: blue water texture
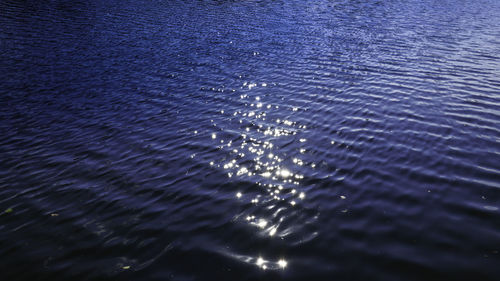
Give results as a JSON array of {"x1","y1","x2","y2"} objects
[{"x1": 1, "y1": 0, "x2": 500, "y2": 280}]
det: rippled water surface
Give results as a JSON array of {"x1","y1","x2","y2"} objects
[{"x1": 1, "y1": 0, "x2": 500, "y2": 280}]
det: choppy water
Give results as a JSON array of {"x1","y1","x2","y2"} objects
[{"x1": 1, "y1": 0, "x2": 500, "y2": 280}]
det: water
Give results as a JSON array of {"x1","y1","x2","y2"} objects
[{"x1": 1, "y1": 0, "x2": 500, "y2": 280}]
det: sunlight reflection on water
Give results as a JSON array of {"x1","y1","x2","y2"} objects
[{"x1": 206, "y1": 81, "x2": 317, "y2": 270}]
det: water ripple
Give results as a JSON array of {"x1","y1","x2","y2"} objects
[{"x1": 1, "y1": 0, "x2": 500, "y2": 280}]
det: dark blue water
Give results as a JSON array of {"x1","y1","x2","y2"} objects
[{"x1": 1, "y1": 0, "x2": 500, "y2": 280}]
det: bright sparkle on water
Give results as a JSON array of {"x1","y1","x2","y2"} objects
[
  {"x1": 278, "y1": 169, "x2": 291, "y2": 178},
  {"x1": 257, "y1": 219, "x2": 268, "y2": 229},
  {"x1": 278, "y1": 259, "x2": 288, "y2": 269}
]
